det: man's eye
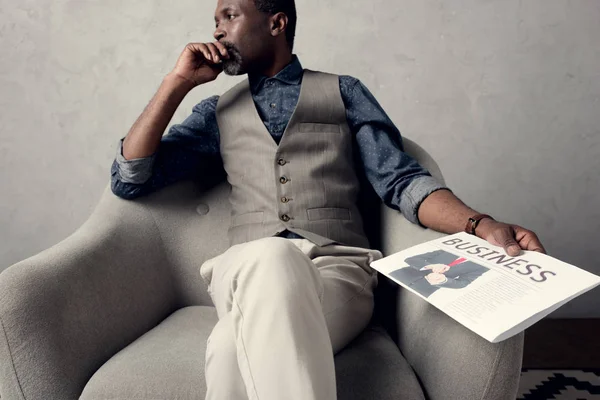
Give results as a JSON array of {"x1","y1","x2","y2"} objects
[{"x1": 228, "y1": 14, "x2": 235, "y2": 20}]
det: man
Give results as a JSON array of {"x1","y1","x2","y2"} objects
[
  {"x1": 389, "y1": 250, "x2": 489, "y2": 298},
  {"x1": 110, "y1": 0, "x2": 546, "y2": 398}
]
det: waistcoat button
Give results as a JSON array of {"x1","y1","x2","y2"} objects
[
  {"x1": 279, "y1": 176, "x2": 288, "y2": 184},
  {"x1": 277, "y1": 158, "x2": 287, "y2": 166},
  {"x1": 280, "y1": 214, "x2": 291, "y2": 222},
  {"x1": 281, "y1": 197, "x2": 289, "y2": 203}
]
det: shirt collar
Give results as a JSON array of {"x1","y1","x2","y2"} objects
[{"x1": 248, "y1": 54, "x2": 303, "y2": 93}]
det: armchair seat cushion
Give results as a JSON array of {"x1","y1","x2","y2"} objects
[
  {"x1": 80, "y1": 306, "x2": 216, "y2": 400},
  {"x1": 80, "y1": 306, "x2": 425, "y2": 400}
]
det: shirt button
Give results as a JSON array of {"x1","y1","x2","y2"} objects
[
  {"x1": 279, "y1": 176, "x2": 288, "y2": 184},
  {"x1": 280, "y1": 214, "x2": 291, "y2": 222},
  {"x1": 281, "y1": 197, "x2": 289, "y2": 203},
  {"x1": 277, "y1": 158, "x2": 287, "y2": 166},
  {"x1": 270, "y1": 103, "x2": 277, "y2": 108}
]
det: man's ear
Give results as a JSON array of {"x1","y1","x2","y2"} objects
[{"x1": 270, "y1": 12, "x2": 288, "y2": 37}]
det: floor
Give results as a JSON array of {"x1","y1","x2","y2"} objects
[
  {"x1": 518, "y1": 319, "x2": 599, "y2": 399},
  {"x1": 522, "y1": 318, "x2": 600, "y2": 369},
  {"x1": 517, "y1": 369, "x2": 600, "y2": 399}
]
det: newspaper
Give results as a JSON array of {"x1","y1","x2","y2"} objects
[{"x1": 370, "y1": 232, "x2": 600, "y2": 343}]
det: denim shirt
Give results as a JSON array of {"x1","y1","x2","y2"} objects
[{"x1": 111, "y1": 55, "x2": 448, "y2": 226}]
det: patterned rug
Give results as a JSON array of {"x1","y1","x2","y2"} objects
[{"x1": 518, "y1": 369, "x2": 600, "y2": 399}]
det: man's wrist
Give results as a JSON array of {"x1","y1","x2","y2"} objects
[
  {"x1": 465, "y1": 213, "x2": 494, "y2": 236},
  {"x1": 473, "y1": 216, "x2": 495, "y2": 238},
  {"x1": 163, "y1": 72, "x2": 196, "y2": 93}
]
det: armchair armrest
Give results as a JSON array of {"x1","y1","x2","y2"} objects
[
  {"x1": 377, "y1": 207, "x2": 523, "y2": 400},
  {"x1": 393, "y1": 288, "x2": 524, "y2": 400},
  {"x1": 0, "y1": 186, "x2": 178, "y2": 400}
]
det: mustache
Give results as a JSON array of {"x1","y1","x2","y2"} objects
[
  {"x1": 221, "y1": 41, "x2": 241, "y2": 57},
  {"x1": 219, "y1": 40, "x2": 243, "y2": 75}
]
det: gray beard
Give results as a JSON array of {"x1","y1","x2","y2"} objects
[
  {"x1": 222, "y1": 42, "x2": 244, "y2": 75},
  {"x1": 223, "y1": 59, "x2": 243, "y2": 75}
]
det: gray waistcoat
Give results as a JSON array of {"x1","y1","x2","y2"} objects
[{"x1": 216, "y1": 69, "x2": 369, "y2": 249}]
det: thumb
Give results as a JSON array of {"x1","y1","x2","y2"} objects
[{"x1": 494, "y1": 226, "x2": 521, "y2": 256}]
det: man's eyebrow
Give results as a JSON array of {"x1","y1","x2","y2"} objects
[{"x1": 215, "y1": 5, "x2": 234, "y2": 20}]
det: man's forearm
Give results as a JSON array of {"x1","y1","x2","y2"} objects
[
  {"x1": 122, "y1": 73, "x2": 194, "y2": 160},
  {"x1": 417, "y1": 189, "x2": 482, "y2": 234}
]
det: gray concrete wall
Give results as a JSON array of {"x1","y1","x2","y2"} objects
[{"x1": 1, "y1": 0, "x2": 598, "y2": 317}]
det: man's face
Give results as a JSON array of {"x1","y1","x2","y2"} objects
[{"x1": 213, "y1": 0, "x2": 272, "y2": 75}]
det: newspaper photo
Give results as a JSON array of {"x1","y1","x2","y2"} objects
[{"x1": 371, "y1": 232, "x2": 600, "y2": 343}]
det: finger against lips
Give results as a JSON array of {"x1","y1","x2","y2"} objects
[
  {"x1": 213, "y1": 41, "x2": 230, "y2": 58},
  {"x1": 190, "y1": 43, "x2": 211, "y2": 62},
  {"x1": 206, "y1": 43, "x2": 221, "y2": 62}
]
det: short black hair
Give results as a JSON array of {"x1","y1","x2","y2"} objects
[{"x1": 254, "y1": 0, "x2": 297, "y2": 50}]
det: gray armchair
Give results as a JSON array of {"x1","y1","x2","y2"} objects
[{"x1": 0, "y1": 139, "x2": 523, "y2": 400}]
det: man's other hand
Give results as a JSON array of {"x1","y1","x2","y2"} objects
[{"x1": 476, "y1": 219, "x2": 546, "y2": 256}]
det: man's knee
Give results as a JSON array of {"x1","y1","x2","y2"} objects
[
  {"x1": 212, "y1": 237, "x2": 320, "y2": 301},
  {"x1": 245, "y1": 236, "x2": 299, "y2": 257},
  {"x1": 233, "y1": 237, "x2": 321, "y2": 295},
  {"x1": 235, "y1": 237, "x2": 305, "y2": 272}
]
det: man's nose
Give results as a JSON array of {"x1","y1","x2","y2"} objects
[{"x1": 214, "y1": 29, "x2": 225, "y2": 41}]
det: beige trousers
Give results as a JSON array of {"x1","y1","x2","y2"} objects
[{"x1": 199, "y1": 236, "x2": 382, "y2": 400}]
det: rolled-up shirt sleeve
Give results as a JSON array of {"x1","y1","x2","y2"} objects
[
  {"x1": 113, "y1": 137, "x2": 157, "y2": 184},
  {"x1": 111, "y1": 95, "x2": 223, "y2": 199},
  {"x1": 398, "y1": 175, "x2": 449, "y2": 225},
  {"x1": 340, "y1": 76, "x2": 450, "y2": 225}
]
